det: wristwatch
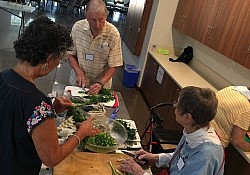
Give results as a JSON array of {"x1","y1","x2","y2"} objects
[{"x1": 96, "y1": 81, "x2": 104, "y2": 87}]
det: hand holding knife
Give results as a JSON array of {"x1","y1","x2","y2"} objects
[{"x1": 121, "y1": 150, "x2": 148, "y2": 165}]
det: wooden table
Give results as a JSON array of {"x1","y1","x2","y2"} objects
[
  {"x1": 53, "y1": 151, "x2": 130, "y2": 175},
  {"x1": 51, "y1": 84, "x2": 150, "y2": 175}
]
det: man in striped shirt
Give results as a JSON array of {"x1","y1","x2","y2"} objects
[
  {"x1": 211, "y1": 86, "x2": 250, "y2": 151},
  {"x1": 68, "y1": 0, "x2": 123, "y2": 95}
]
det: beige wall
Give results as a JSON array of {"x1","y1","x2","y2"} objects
[
  {"x1": 148, "y1": 0, "x2": 178, "y2": 49},
  {"x1": 137, "y1": 0, "x2": 179, "y2": 85},
  {"x1": 137, "y1": 0, "x2": 250, "y2": 90}
]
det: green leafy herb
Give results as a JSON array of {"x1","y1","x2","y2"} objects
[
  {"x1": 71, "y1": 88, "x2": 115, "y2": 106},
  {"x1": 109, "y1": 162, "x2": 117, "y2": 175},
  {"x1": 85, "y1": 132, "x2": 116, "y2": 147},
  {"x1": 67, "y1": 106, "x2": 88, "y2": 123},
  {"x1": 78, "y1": 132, "x2": 117, "y2": 151},
  {"x1": 116, "y1": 119, "x2": 137, "y2": 141}
]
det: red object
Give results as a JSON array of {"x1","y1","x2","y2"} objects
[
  {"x1": 157, "y1": 169, "x2": 169, "y2": 175},
  {"x1": 112, "y1": 92, "x2": 119, "y2": 107}
]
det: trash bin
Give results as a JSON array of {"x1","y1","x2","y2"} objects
[{"x1": 122, "y1": 64, "x2": 140, "y2": 88}]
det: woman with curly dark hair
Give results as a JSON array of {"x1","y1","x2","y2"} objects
[{"x1": 0, "y1": 16, "x2": 98, "y2": 175}]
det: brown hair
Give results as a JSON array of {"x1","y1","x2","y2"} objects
[{"x1": 177, "y1": 86, "x2": 218, "y2": 127}]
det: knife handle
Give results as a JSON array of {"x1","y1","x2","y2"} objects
[{"x1": 134, "y1": 157, "x2": 148, "y2": 165}]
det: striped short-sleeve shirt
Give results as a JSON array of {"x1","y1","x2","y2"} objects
[
  {"x1": 69, "y1": 19, "x2": 123, "y2": 88},
  {"x1": 211, "y1": 86, "x2": 250, "y2": 147}
]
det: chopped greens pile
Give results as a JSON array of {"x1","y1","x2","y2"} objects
[
  {"x1": 67, "y1": 106, "x2": 89, "y2": 123},
  {"x1": 86, "y1": 132, "x2": 116, "y2": 147},
  {"x1": 116, "y1": 119, "x2": 137, "y2": 141},
  {"x1": 71, "y1": 88, "x2": 114, "y2": 106},
  {"x1": 78, "y1": 132, "x2": 117, "y2": 151}
]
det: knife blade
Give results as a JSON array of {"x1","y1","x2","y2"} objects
[{"x1": 121, "y1": 150, "x2": 148, "y2": 165}]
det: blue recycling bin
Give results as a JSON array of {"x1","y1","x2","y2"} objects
[{"x1": 122, "y1": 64, "x2": 140, "y2": 88}]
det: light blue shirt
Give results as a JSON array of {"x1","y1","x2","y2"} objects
[{"x1": 144, "y1": 128, "x2": 224, "y2": 175}]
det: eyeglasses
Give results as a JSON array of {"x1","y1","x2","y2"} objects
[
  {"x1": 173, "y1": 101, "x2": 178, "y2": 108},
  {"x1": 173, "y1": 100, "x2": 201, "y2": 129}
]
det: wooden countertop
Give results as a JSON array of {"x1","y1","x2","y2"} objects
[{"x1": 53, "y1": 151, "x2": 129, "y2": 175}]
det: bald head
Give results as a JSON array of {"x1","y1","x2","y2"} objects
[{"x1": 86, "y1": 0, "x2": 108, "y2": 16}]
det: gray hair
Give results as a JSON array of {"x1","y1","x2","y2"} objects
[{"x1": 86, "y1": 0, "x2": 108, "y2": 16}]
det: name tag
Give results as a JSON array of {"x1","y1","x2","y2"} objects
[
  {"x1": 85, "y1": 54, "x2": 94, "y2": 61},
  {"x1": 177, "y1": 157, "x2": 185, "y2": 171}
]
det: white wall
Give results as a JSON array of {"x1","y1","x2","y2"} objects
[{"x1": 137, "y1": 0, "x2": 250, "y2": 90}]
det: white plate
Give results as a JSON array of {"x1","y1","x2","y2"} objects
[
  {"x1": 119, "y1": 141, "x2": 142, "y2": 149},
  {"x1": 121, "y1": 119, "x2": 141, "y2": 142},
  {"x1": 65, "y1": 86, "x2": 118, "y2": 107},
  {"x1": 65, "y1": 86, "x2": 89, "y2": 97},
  {"x1": 101, "y1": 99, "x2": 116, "y2": 107}
]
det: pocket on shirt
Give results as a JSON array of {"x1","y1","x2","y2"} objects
[{"x1": 101, "y1": 45, "x2": 110, "y2": 59}]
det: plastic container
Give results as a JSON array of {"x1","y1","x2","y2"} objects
[{"x1": 122, "y1": 64, "x2": 140, "y2": 88}]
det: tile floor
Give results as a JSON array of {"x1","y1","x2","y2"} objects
[{"x1": 0, "y1": 3, "x2": 152, "y2": 174}]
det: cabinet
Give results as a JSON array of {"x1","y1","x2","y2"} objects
[
  {"x1": 194, "y1": 0, "x2": 221, "y2": 45},
  {"x1": 140, "y1": 54, "x2": 163, "y2": 107},
  {"x1": 122, "y1": 0, "x2": 153, "y2": 56},
  {"x1": 224, "y1": 144, "x2": 250, "y2": 175},
  {"x1": 172, "y1": 0, "x2": 205, "y2": 40},
  {"x1": 141, "y1": 54, "x2": 182, "y2": 131},
  {"x1": 226, "y1": 2, "x2": 250, "y2": 68},
  {"x1": 173, "y1": 0, "x2": 250, "y2": 69}
]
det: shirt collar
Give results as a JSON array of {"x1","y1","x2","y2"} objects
[
  {"x1": 84, "y1": 21, "x2": 109, "y2": 38},
  {"x1": 183, "y1": 127, "x2": 221, "y2": 148}
]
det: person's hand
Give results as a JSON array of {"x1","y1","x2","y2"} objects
[
  {"x1": 88, "y1": 83, "x2": 103, "y2": 95},
  {"x1": 120, "y1": 158, "x2": 145, "y2": 175},
  {"x1": 136, "y1": 149, "x2": 159, "y2": 164},
  {"x1": 76, "y1": 116, "x2": 99, "y2": 139},
  {"x1": 53, "y1": 96, "x2": 73, "y2": 114},
  {"x1": 76, "y1": 71, "x2": 87, "y2": 88}
]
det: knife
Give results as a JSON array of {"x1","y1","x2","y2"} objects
[{"x1": 121, "y1": 150, "x2": 148, "y2": 165}]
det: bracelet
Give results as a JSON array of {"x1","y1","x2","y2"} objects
[
  {"x1": 72, "y1": 134, "x2": 81, "y2": 145},
  {"x1": 96, "y1": 81, "x2": 104, "y2": 87}
]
